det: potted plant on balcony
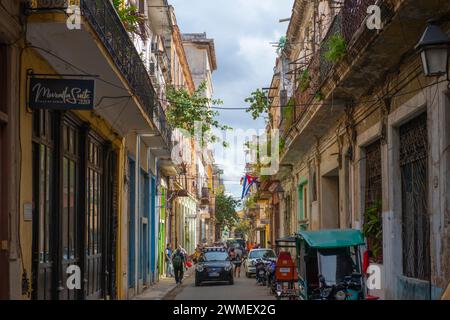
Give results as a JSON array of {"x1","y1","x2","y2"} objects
[
  {"x1": 113, "y1": 0, "x2": 147, "y2": 39},
  {"x1": 298, "y1": 69, "x2": 310, "y2": 93},
  {"x1": 324, "y1": 33, "x2": 347, "y2": 63}
]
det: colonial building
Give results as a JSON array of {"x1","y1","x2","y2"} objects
[
  {"x1": 182, "y1": 33, "x2": 218, "y2": 246},
  {"x1": 0, "y1": 0, "x2": 209, "y2": 300},
  {"x1": 0, "y1": 0, "x2": 23, "y2": 300},
  {"x1": 250, "y1": 0, "x2": 450, "y2": 300}
]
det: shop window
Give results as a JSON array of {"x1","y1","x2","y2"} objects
[{"x1": 32, "y1": 111, "x2": 116, "y2": 300}]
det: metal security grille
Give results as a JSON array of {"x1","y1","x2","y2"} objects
[
  {"x1": 365, "y1": 140, "x2": 382, "y2": 207},
  {"x1": 399, "y1": 113, "x2": 430, "y2": 281},
  {"x1": 365, "y1": 139, "x2": 383, "y2": 262}
]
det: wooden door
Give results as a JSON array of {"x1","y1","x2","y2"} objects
[{"x1": 32, "y1": 110, "x2": 56, "y2": 300}]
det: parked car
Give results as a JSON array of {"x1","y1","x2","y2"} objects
[
  {"x1": 226, "y1": 238, "x2": 246, "y2": 249},
  {"x1": 244, "y1": 248, "x2": 277, "y2": 278},
  {"x1": 195, "y1": 247, "x2": 234, "y2": 286}
]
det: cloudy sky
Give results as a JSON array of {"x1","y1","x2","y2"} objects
[{"x1": 170, "y1": 0, "x2": 294, "y2": 199}]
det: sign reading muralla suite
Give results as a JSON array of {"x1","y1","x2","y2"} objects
[{"x1": 29, "y1": 77, "x2": 95, "y2": 110}]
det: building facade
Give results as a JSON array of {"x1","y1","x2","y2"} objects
[
  {"x1": 0, "y1": 0, "x2": 220, "y2": 300},
  {"x1": 249, "y1": 0, "x2": 450, "y2": 300}
]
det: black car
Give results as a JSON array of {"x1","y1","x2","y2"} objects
[{"x1": 195, "y1": 247, "x2": 234, "y2": 286}]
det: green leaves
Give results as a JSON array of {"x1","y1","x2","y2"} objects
[
  {"x1": 215, "y1": 192, "x2": 241, "y2": 231},
  {"x1": 324, "y1": 33, "x2": 346, "y2": 63},
  {"x1": 276, "y1": 36, "x2": 287, "y2": 54},
  {"x1": 234, "y1": 219, "x2": 251, "y2": 239},
  {"x1": 166, "y1": 81, "x2": 231, "y2": 148},
  {"x1": 245, "y1": 89, "x2": 270, "y2": 120},
  {"x1": 298, "y1": 69, "x2": 310, "y2": 93},
  {"x1": 362, "y1": 200, "x2": 383, "y2": 260},
  {"x1": 113, "y1": 0, "x2": 141, "y2": 33}
]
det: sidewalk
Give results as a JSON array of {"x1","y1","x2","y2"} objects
[{"x1": 133, "y1": 267, "x2": 194, "y2": 300}]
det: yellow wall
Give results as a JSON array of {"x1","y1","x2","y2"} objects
[{"x1": 19, "y1": 47, "x2": 125, "y2": 299}]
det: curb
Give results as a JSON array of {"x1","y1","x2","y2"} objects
[{"x1": 162, "y1": 267, "x2": 195, "y2": 300}]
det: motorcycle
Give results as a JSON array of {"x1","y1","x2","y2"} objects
[
  {"x1": 312, "y1": 274, "x2": 363, "y2": 300},
  {"x1": 255, "y1": 258, "x2": 268, "y2": 286},
  {"x1": 266, "y1": 260, "x2": 277, "y2": 294}
]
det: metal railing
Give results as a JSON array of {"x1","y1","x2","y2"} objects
[
  {"x1": 201, "y1": 187, "x2": 210, "y2": 200},
  {"x1": 319, "y1": 12, "x2": 343, "y2": 82},
  {"x1": 279, "y1": 0, "x2": 396, "y2": 156},
  {"x1": 342, "y1": 0, "x2": 374, "y2": 45},
  {"x1": 30, "y1": 0, "x2": 172, "y2": 150}
]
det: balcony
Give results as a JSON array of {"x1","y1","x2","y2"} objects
[
  {"x1": 201, "y1": 187, "x2": 210, "y2": 205},
  {"x1": 28, "y1": 0, "x2": 172, "y2": 151}
]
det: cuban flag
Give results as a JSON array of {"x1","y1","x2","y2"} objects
[{"x1": 241, "y1": 174, "x2": 258, "y2": 199}]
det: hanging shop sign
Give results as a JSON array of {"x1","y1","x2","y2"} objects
[{"x1": 29, "y1": 77, "x2": 95, "y2": 110}]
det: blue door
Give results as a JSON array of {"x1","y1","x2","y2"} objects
[
  {"x1": 140, "y1": 171, "x2": 150, "y2": 284},
  {"x1": 128, "y1": 159, "x2": 136, "y2": 289}
]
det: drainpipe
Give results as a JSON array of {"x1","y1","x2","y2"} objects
[{"x1": 135, "y1": 134, "x2": 141, "y2": 297}]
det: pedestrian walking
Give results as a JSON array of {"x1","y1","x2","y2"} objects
[
  {"x1": 172, "y1": 246, "x2": 186, "y2": 286},
  {"x1": 233, "y1": 252, "x2": 242, "y2": 278},
  {"x1": 165, "y1": 244, "x2": 173, "y2": 277}
]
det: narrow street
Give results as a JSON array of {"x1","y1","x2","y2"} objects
[
  {"x1": 165, "y1": 274, "x2": 275, "y2": 300},
  {"x1": 1, "y1": 0, "x2": 450, "y2": 303}
]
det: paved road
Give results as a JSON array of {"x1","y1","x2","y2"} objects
[{"x1": 164, "y1": 272, "x2": 276, "y2": 300}]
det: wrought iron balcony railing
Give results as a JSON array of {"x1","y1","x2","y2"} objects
[
  {"x1": 201, "y1": 187, "x2": 210, "y2": 200},
  {"x1": 280, "y1": 0, "x2": 395, "y2": 154},
  {"x1": 30, "y1": 0, "x2": 173, "y2": 150}
]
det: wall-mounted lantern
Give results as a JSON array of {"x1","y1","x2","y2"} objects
[{"x1": 415, "y1": 20, "x2": 450, "y2": 77}]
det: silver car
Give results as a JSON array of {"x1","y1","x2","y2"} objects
[{"x1": 244, "y1": 248, "x2": 277, "y2": 277}]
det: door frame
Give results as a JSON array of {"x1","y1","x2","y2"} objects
[
  {"x1": 297, "y1": 178, "x2": 308, "y2": 231},
  {"x1": 0, "y1": 43, "x2": 9, "y2": 299}
]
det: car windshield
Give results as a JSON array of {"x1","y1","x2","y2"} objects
[
  {"x1": 318, "y1": 247, "x2": 359, "y2": 286},
  {"x1": 249, "y1": 250, "x2": 276, "y2": 259},
  {"x1": 204, "y1": 251, "x2": 228, "y2": 261}
]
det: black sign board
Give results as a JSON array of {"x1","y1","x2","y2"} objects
[{"x1": 29, "y1": 77, "x2": 95, "y2": 110}]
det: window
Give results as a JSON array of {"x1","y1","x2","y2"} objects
[
  {"x1": 364, "y1": 139, "x2": 383, "y2": 262},
  {"x1": 311, "y1": 169, "x2": 318, "y2": 202},
  {"x1": 60, "y1": 117, "x2": 81, "y2": 300},
  {"x1": 399, "y1": 112, "x2": 430, "y2": 281},
  {"x1": 248, "y1": 249, "x2": 276, "y2": 259},
  {"x1": 32, "y1": 111, "x2": 116, "y2": 300},
  {"x1": 32, "y1": 109, "x2": 55, "y2": 300},
  {"x1": 318, "y1": 247, "x2": 358, "y2": 286},
  {"x1": 86, "y1": 134, "x2": 104, "y2": 297}
]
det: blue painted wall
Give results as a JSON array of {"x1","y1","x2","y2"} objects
[{"x1": 396, "y1": 275, "x2": 443, "y2": 300}]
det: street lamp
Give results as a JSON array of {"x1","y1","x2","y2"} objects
[{"x1": 415, "y1": 20, "x2": 450, "y2": 77}]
